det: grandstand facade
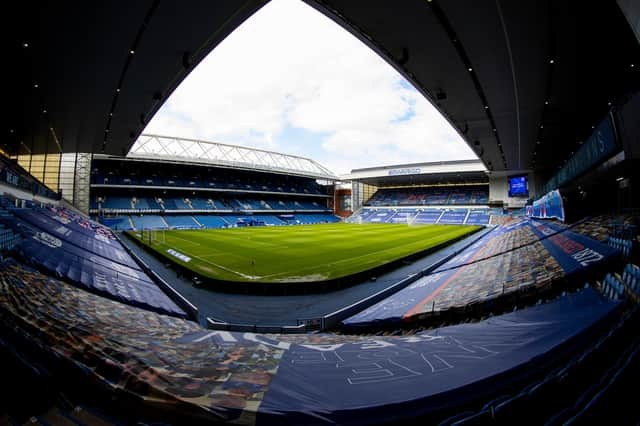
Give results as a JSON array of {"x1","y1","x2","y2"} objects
[
  {"x1": 88, "y1": 134, "x2": 342, "y2": 230},
  {"x1": 344, "y1": 159, "x2": 530, "y2": 226}
]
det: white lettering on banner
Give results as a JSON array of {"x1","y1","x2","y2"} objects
[
  {"x1": 51, "y1": 215, "x2": 71, "y2": 225},
  {"x1": 243, "y1": 333, "x2": 291, "y2": 350},
  {"x1": 300, "y1": 344, "x2": 346, "y2": 352},
  {"x1": 409, "y1": 273, "x2": 444, "y2": 289},
  {"x1": 360, "y1": 339, "x2": 396, "y2": 350},
  {"x1": 95, "y1": 233, "x2": 110, "y2": 243},
  {"x1": 166, "y1": 248, "x2": 191, "y2": 263},
  {"x1": 34, "y1": 232, "x2": 62, "y2": 248},
  {"x1": 55, "y1": 225, "x2": 71, "y2": 236},
  {"x1": 573, "y1": 248, "x2": 604, "y2": 266},
  {"x1": 388, "y1": 168, "x2": 421, "y2": 176},
  {"x1": 193, "y1": 331, "x2": 237, "y2": 343}
]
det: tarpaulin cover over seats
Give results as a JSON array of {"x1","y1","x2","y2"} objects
[
  {"x1": 0, "y1": 260, "x2": 619, "y2": 425},
  {"x1": 4, "y1": 208, "x2": 186, "y2": 318},
  {"x1": 343, "y1": 218, "x2": 619, "y2": 327},
  {"x1": 12, "y1": 208, "x2": 138, "y2": 269}
]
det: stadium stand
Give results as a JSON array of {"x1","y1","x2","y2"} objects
[
  {"x1": 163, "y1": 215, "x2": 200, "y2": 229},
  {"x1": 194, "y1": 214, "x2": 230, "y2": 228},
  {"x1": 130, "y1": 214, "x2": 168, "y2": 230},
  {"x1": 348, "y1": 207, "x2": 491, "y2": 225},
  {"x1": 342, "y1": 217, "x2": 620, "y2": 328},
  {"x1": 437, "y1": 208, "x2": 468, "y2": 224},
  {"x1": 365, "y1": 186, "x2": 489, "y2": 207},
  {"x1": 101, "y1": 196, "x2": 133, "y2": 210},
  {"x1": 97, "y1": 215, "x2": 133, "y2": 231},
  {"x1": 189, "y1": 197, "x2": 213, "y2": 210},
  {"x1": 414, "y1": 209, "x2": 444, "y2": 224},
  {"x1": 387, "y1": 209, "x2": 418, "y2": 224},
  {"x1": 91, "y1": 161, "x2": 327, "y2": 196},
  {"x1": 0, "y1": 255, "x2": 628, "y2": 424},
  {"x1": 90, "y1": 156, "x2": 335, "y2": 230},
  {"x1": 466, "y1": 209, "x2": 491, "y2": 225},
  {"x1": 293, "y1": 213, "x2": 341, "y2": 224},
  {"x1": 0, "y1": 224, "x2": 19, "y2": 251},
  {"x1": 365, "y1": 210, "x2": 396, "y2": 223},
  {"x1": 0, "y1": 199, "x2": 187, "y2": 318}
]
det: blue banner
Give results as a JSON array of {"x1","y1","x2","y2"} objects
[
  {"x1": 258, "y1": 289, "x2": 617, "y2": 424},
  {"x1": 0, "y1": 259, "x2": 620, "y2": 424},
  {"x1": 528, "y1": 221, "x2": 619, "y2": 274},
  {"x1": 527, "y1": 189, "x2": 565, "y2": 222},
  {"x1": 542, "y1": 114, "x2": 617, "y2": 193}
]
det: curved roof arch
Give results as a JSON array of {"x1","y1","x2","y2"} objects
[{"x1": 128, "y1": 134, "x2": 338, "y2": 179}]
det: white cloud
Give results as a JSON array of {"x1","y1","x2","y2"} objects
[{"x1": 144, "y1": 0, "x2": 478, "y2": 175}]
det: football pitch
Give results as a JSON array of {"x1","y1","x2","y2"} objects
[{"x1": 129, "y1": 223, "x2": 479, "y2": 284}]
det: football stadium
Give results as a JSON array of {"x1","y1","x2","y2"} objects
[{"x1": 1, "y1": 1, "x2": 639, "y2": 425}]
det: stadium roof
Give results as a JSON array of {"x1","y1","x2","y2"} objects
[
  {"x1": 4, "y1": 1, "x2": 639, "y2": 182},
  {"x1": 346, "y1": 160, "x2": 488, "y2": 187},
  {"x1": 124, "y1": 134, "x2": 338, "y2": 180}
]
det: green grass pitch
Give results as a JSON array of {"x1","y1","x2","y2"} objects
[{"x1": 129, "y1": 223, "x2": 479, "y2": 283}]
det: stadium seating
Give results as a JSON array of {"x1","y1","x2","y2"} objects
[
  {"x1": 133, "y1": 197, "x2": 149, "y2": 209},
  {"x1": 189, "y1": 198, "x2": 214, "y2": 210},
  {"x1": 0, "y1": 201, "x2": 186, "y2": 318},
  {"x1": 211, "y1": 199, "x2": 231, "y2": 209},
  {"x1": 600, "y1": 273, "x2": 625, "y2": 300},
  {"x1": 194, "y1": 215, "x2": 230, "y2": 228},
  {"x1": 366, "y1": 186, "x2": 489, "y2": 207},
  {"x1": 98, "y1": 215, "x2": 132, "y2": 230},
  {"x1": 294, "y1": 213, "x2": 341, "y2": 224},
  {"x1": 251, "y1": 214, "x2": 286, "y2": 225},
  {"x1": 366, "y1": 210, "x2": 396, "y2": 223},
  {"x1": 0, "y1": 255, "x2": 624, "y2": 424},
  {"x1": 142, "y1": 197, "x2": 162, "y2": 210},
  {"x1": 621, "y1": 263, "x2": 640, "y2": 295},
  {"x1": 0, "y1": 224, "x2": 19, "y2": 251},
  {"x1": 101, "y1": 196, "x2": 132, "y2": 210},
  {"x1": 164, "y1": 215, "x2": 200, "y2": 229},
  {"x1": 131, "y1": 215, "x2": 167, "y2": 230},
  {"x1": 387, "y1": 209, "x2": 418, "y2": 223},
  {"x1": 414, "y1": 209, "x2": 443, "y2": 224},
  {"x1": 348, "y1": 207, "x2": 493, "y2": 226},
  {"x1": 343, "y1": 218, "x2": 620, "y2": 327},
  {"x1": 607, "y1": 236, "x2": 633, "y2": 258},
  {"x1": 437, "y1": 209, "x2": 468, "y2": 224},
  {"x1": 91, "y1": 165, "x2": 327, "y2": 197},
  {"x1": 465, "y1": 209, "x2": 490, "y2": 225},
  {"x1": 97, "y1": 212, "x2": 341, "y2": 230}
]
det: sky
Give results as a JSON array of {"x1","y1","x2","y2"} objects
[{"x1": 143, "y1": 0, "x2": 478, "y2": 176}]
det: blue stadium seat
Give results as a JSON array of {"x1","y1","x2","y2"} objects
[
  {"x1": 366, "y1": 187, "x2": 489, "y2": 207},
  {"x1": 438, "y1": 209, "x2": 468, "y2": 224},
  {"x1": 100, "y1": 216, "x2": 132, "y2": 230},
  {"x1": 189, "y1": 198, "x2": 212, "y2": 210},
  {"x1": 131, "y1": 215, "x2": 167, "y2": 230},
  {"x1": 164, "y1": 215, "x2": 199, "y2": 229},
  {"x1": 102, "y1": 196, "x2": 132, "y2": 210},
  {"x1": 194, "y1": 215, "x2": 230, "y2": 228}
]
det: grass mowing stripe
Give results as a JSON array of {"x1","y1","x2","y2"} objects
[{"x1": 129, "y1": 223, "x2": 479, "y2": 283}]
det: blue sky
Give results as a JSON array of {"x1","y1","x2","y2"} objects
[{"x1": 143, "y1": 0, "x2": 477, "y2": 175}]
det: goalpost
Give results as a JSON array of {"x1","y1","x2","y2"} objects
[
  {"x1": 407, "y1": 211, "x2": 418, "y2": 227},
  {"x1": 149, "y1": 228, "x2": 166, "y2": 245},
  {"x1": 139, "y1": 228, "x2": 166, "y2": 245}
]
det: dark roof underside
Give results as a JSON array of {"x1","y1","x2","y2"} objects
[{"x1": 3, "y1": 0, "x2": 638, "y2": 183}]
